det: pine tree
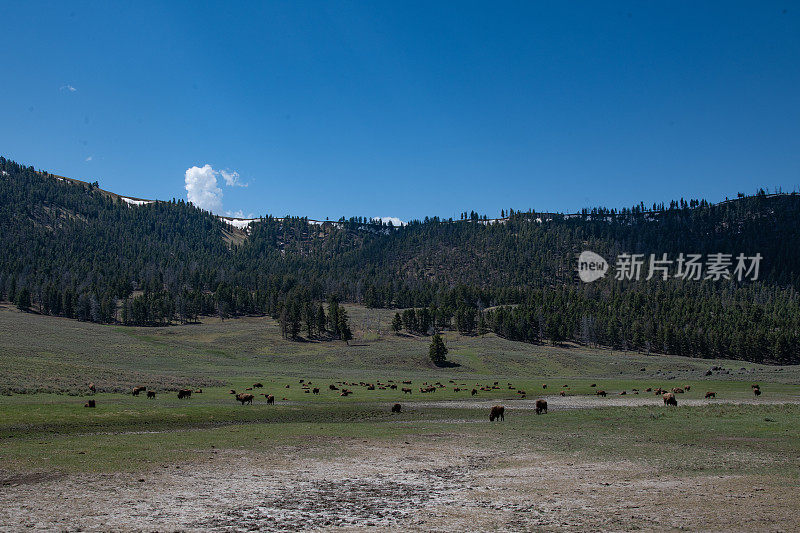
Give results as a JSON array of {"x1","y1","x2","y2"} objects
[
  {"x1": 391, "y1": 312, "x2": 402, "y2": 335},
  {"x1": 429, "y1": 333, "x2": 448, "y2": 366}
]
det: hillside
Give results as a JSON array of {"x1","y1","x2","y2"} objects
[{"x1": 1, "y1": 156, "x2": 799, "y2": 364}]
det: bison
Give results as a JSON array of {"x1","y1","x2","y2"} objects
[
  {"x1": 672, "y1": 387, "x2": 684, "y2": 394},
  {"x1": 560, "y1": 390, "x2": 566, "y2": 396},
  {"x1": 147, "y1": 391, "x2": 156, "y2": 399},
  {"x1": 590, "y1": 383, "x2": 596, "y2": 388},
  {"x1": 88, "y1": 383, "x2": 96, "y2": 393},
  {"x1": 471, "y1": 388, "x2": 478, "y2": 396},
  {"x1": 596, "y1": 390, "x2": 607, "y2": 397},
  {"x1": 753, "y1": 387, "x2": 762, "y2": 397},
  {"x1": 705, "y1": 391, "x2": 716, "y2": 399},
  {"x1": 312, "y1": 388, "x2": 320, "y2": 395},
  {"x1": 266, "y1": 394, "x2": 275, "y2": 404},
  {"x1": 236, "y1": 393, "x2": 254, "y2": 405},
  {"x1": 402, "y1": 387, "x2": 412, "y2": 394},
  {"x1": 663, "y1": 392, "x2": 677, "y2": 406},
  {"x1": 391, "y1": 403, "x2": 402, "y2": 413},
  {"x1": 177, "y1": 389, "x2": 192, "y2": 399},
  {"x1": 535, "y1": 399, "x2": 548, "y2": 415},
  {"x1": 542, "y1": 384, "x2": 547, "y2": 389},
  {"x1": 253, "y1": 383, "x2": 263, "y2": 388},
  {"x1": 132, "y1": 386, "x2": 146, "y2": 396},
  {"x1": 84, "y1": 399, "x2": 96, "y2": 408},
  {"x1": 489, "y1": 405, "x2": 505, "y2": 422}
]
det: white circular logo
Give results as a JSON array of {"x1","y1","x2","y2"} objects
[{"x1": 577, "y1": 251, "x2": 608, "y2": 283}]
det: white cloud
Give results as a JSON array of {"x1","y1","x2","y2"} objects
[
  {"x1": 85, "y1": 155, "x2": 92, "y2": 162},
  {"x1": 373, "y1": 216, "x2": 405, "y2": 226},
  {"x1": 185, "y1": 164, "x2": 223, "y2": 213},
  {"x1": 220, "y1": 169, "x2": 247, "y2": 187},
  {"x1": 60, "y1": 84, "x2": 77, "y2": 92}
]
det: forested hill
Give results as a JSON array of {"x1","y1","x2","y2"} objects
[{"x1": 2, "y1": 156, "x2": 799, "y2": 364}]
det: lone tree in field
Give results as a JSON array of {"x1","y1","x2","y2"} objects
[
  {"x1": 392, "y1": 312, "x2": 402, "y2": 335},
  {"x1": 429, "y1": 333, "x2": 448, "y2": 366}
]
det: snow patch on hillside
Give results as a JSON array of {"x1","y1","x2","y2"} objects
[
  {"x1": 223, "y1": 218, "x2": 258, "y2": 229},
  {"x1": 121, "y1": 197, "x2": 154, "y2": 206}
]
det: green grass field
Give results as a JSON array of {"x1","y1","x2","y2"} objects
[{"x1": 1, "y1": 303, "x2": 799, "y2": 478}]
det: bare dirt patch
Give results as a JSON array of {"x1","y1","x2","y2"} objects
[{"x1": 1, "y1": 437, "x2": 797, "y2": 532}]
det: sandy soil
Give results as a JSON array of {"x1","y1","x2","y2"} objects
[
  {"x1": 1, "y1": 436, "x2": 796, "y2": 532},
  {"x1": 414, "y1": 394, "x2": 800, "y2": 410}
]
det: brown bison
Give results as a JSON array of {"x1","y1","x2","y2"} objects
[
  {"x1": 596, "y1": 390, "x2": 607, "y2": 397},
  {"x1": 402, "y1": 387, "x2": 412, "y2": 394},
  {"x1": 253, "y1": 383, "x2": 263, "y2": 388},
  {"x1": 672, "y1": 387, "x2": 684, "y2": 394},
  {"x1": 535, "y1": 399, "x2": 548, "y2": 415},
  {"x1": 84, "y1": 399, "x2": 96, "y2": 408},
  {"x1": 705, "y1": 391, "x2": 716, "y2": 399},
  {"x1": 229, "y1": 389, "x2": 237, "y2": 394},
  {"x1": 402, "y1": 380, "x2": 412, "y2": 384},
  {"x1": 753, "y1": 387, "x2": 761, "y2": 397},
  {"x1": 329, "y1": 384, "x2": 339, "y2": 390},
  {"x1": 177, "y1": 389, "x2": 192, "y2": 399},
  {"x1": 489, "y1": 405, "x2": 505, "y2": 422},
  {"x1": 147, "y1": 391, "x2": 156, "y2": 399},
  {"x1": 471, "y1": 388, "x2": 478, "y2": 396},
  {"x1": 132, "y1": 386, "x2": 146, "y2": 396},
  {"x1": 391, "y1": 403, "x2": 402, "y2": 413},
  {"x1": 560, "y1": 390, "x2": 566, "y2": 396},
  {"x1": 542, "y1": 384, "x2": 547, "y2": 389},
  {"x1": 663, "y1": 392, "x2": 677, "y2": 406},
  {"x1": 684, "y1": 385, "x2": 691, "y2": 391},
  {"x1": 590, "y1": 383, "x2": 596, "y2": 387},
  {"x1": 619, "y1": 391, "x2": 627, "y2": 395},
  {"x1": 266, "y1": 394, "x2": 275, "y2": 404},
  {"x1": 236, "y1": 393, "x2": 254, "y2": 405},
  {"x1": 88, "y1": 383, "x2": 96, "y2": 393}
]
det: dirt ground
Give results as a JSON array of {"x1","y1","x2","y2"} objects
[{"x1": 1, "y1": 435, "x2": 796, "y2": 532}]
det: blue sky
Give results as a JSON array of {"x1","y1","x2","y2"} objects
[{"x1": 1, "y1": 2, "x2": 798, "y2": 221}]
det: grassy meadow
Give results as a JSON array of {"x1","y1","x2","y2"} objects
[{"x1": 1, "y1": 303, "x2": 799, "y2": 479}]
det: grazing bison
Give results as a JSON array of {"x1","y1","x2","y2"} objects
[
  {"x1": 535, "y1": 399, "x2": 548, "y2": 415},
  {"x1": 471, "y1": 388, "x2": 478, "y2": 396},
  {"x1": 312, "y1": 388, "x2": 320, "y2": 395},
  {"x1": 402, "y1": 380, "x2": 412, "y2": 384},
  {"x1": 705, "y1": 391, "x2": 716, "y2": 399},
  {"x1": 177, "y1": 389, "x2": 192, "y2": 399},
  {"x1": 672, "y1": 387, "x2": 684, "y2": 394},
  {"x1": 253, "y1": 383, "x2": 263, "y2": 388},
  {"x1": 663, "y1": 392, "x2": 677, "y2": 406},
  {"x1": 147, "y1": 391, "x2": 156, "y2": 399},
  {"x1": 266, "y1": 394, "x2": 275, "y2": 404},
  {"x1": 489, "y1": 405, "x2": 505, "y2": 422},
  {"x1": 236, "y1": 393, "x2": 254, "y2": 405},
  {"x1": 590, "y1": 383, "x2": 596, "y2": 388},
  {"x1": 645, "y1": 387, "x2": 652, "y2": 392},
  {"x1": 132, "y1": 386, "x2": 146, "y2": 396},
  {"x1": 329, "y1": 384, "x2": 339, "y2": 390},
  {"x1": 542, "y1": 384, "x2": 547, "y2": 389},
  {"x1": 391, "y1": 403, "x2": 402, "y2": 413},
  {"x1": 684, "y1": 385, "x2": 691, "y2": 391},
  {"x1": 389, "y1": 384, "x2": 397, "y2": 390},
  {"x1": 88, "y1": 383, "x2": 96, "y2": 393},
  {"x1": 560, "y1": 390, "x2": 566, "y2": 396},
  {"x1": 596, "y1": 390, "x2": 607, "y2": 397},
  {"x1": 229, "y1": 389, "x2": 237, "y2": 394},
  {"x1": 84, "y1": 400, "x2": 96, "y2": 408},
  {"x1": 402, "y1": 388, "x2": 412, "y2": 394},
  {"x1": 753, "y1": 387, "x2": 761, "y2": 397},
  {"x1": 619, "y1": 391, "x2": 627, "y2": 395}
]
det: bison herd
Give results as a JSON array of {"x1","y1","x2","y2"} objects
[{"x1": 80, "y1": 380, "x2": 766, "y2": 417}]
